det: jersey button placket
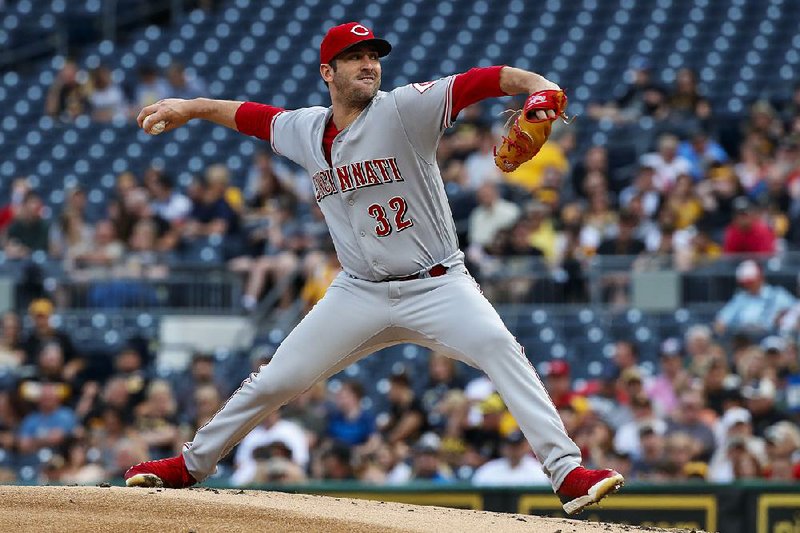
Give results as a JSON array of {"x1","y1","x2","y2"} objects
[
  {"x1": 348, "y1": 199, "x2": 354, "y2": 206},
  {"x1": 360, "y1": 231, "x2": 366, "y2": 237}
]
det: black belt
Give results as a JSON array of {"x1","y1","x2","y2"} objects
[{"x1": 390, "y1": 264, "x2": 448, "y2": 282}]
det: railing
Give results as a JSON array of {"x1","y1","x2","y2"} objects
[
  {"x1": 56, "y1": 270, "x2": 242, "y2": 312},
  {"x1": 475, "y1": 252, "x2": 799, "y2": 306}
]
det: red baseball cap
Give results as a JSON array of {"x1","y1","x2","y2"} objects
[
  {"x1": 320, "y1": 22, "x2": 392, "y2": 65},
  {"x1": 548, "y1": 360, "x2": 571, "y2": 378}
]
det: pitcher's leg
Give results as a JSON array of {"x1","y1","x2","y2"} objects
[
  {"x1": 184, "y1": 276, "x2": 391, "y2": 481},
  {"x1": 400, "y1": 274, "x2": 581, "y2": 489}
]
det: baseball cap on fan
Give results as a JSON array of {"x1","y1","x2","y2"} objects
[{"x1": 320, "y1": 22, "x2": 392, "y2": 65}]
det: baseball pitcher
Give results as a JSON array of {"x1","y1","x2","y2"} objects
[{"x1": 125, "y1": 22, "x2": 623, "y2": 514}]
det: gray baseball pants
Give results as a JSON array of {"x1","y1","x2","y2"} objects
[{"x1": 183, "y1": 266, "x2": 582, "y2": 489}]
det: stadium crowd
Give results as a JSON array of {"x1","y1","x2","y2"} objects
[{"x1": 0, "y1": 57, "x2": 799, "y2": 486}]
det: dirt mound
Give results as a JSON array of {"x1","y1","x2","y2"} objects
[{"x1": 0, "y1": 486, "x2": 701, "y2": 532}]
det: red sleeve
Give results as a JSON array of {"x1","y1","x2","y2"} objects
[
  {"x1": 234, "y1": 102, "x2": 285, "y2": 141},
  {"x1": 450, "y1": 66, "x2": 507, "y2": 120}
]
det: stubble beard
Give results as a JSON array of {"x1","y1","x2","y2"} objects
[{"x1": 334, "y1": 73, "x2": 380, "y2": 110}]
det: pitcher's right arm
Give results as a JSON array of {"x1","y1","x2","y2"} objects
[{"x1": 137, "y1": 98, "x2": 284, "y2": 139}]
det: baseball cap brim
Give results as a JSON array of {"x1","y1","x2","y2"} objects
[{"x1": 328, "y1": 38, "x2": 392, "y2": 64}]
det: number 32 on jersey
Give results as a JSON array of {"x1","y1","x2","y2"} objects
[{"x1": 368, "y1": 196, "x2": 413, "y2": 237}]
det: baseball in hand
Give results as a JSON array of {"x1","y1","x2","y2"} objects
[{"x1": 149, "y1": 120, "x2": 166, "y2": 135}]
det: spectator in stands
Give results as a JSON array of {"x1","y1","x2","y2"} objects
[
  {"x1": 723, "y1": 196, "x2": 776, "y2": 254},
  {"x1": 133, "y1": 65, "x2": 169, "y2": 109},
  {"x1": 666, "y1": 389, "x2": 716, "y2": 460},
  {"x1": 0, "y1": 311, "x2": 24, "y2": 369},
  {"x1": 66, "y1": 219, "x2": 125, "y2": 281},
  {"x1": 185, "y1": 172, "x2": 241, "y2": 247},
  {"x1": 646, "y1": 338, "x2": 690, "y2": 418},
  {"x1": 419, "y1": 353, "x2": 466, "y2": 430},
  {"x1": 187, "y1": 384, "x2": 221, "y2": 433},
  {"x1": 744, "y1": 101, "x2": 784, "y2": 154},
  {"x1": 59, "y1": 439, "x2": 107, "y2": 485},
  {"x1": 232, "y1": 411, "x2": 309, "y2": 486},
  {"x1": 701, "y1": 358, "x2": 738, "y2": 416},
  {"x1": 742, "y1": 378, "x2": 788, "y2": 438},
  {"x1": 173, "y1": 352, "x2": 225, "y2": 426},
  {"x1": 464, "y1": 127, "x2": 501, "y2": 188},
  {"x1": 112, "y1": 346, "x2": 149, "y2": 407},
  {"x1": 663, "y1": 174, "x2": 704, "y2": 230},
  {"x1": 17, "y1": 382, "x2": 77, "y2": 456},
  {"x1": 299, "y1": 248, "x2": 340, "y2": 314},
  {"x1": 119, "y1": 218, "x2": 169, "y2": 279},
  {"x1": 87, "y1": 65, "x2": 127, "y2": 122},
  {"x1": 165, "y1": 62, "x2": 206, "y2": 100},
  {"x1": 708, "y1": 407, "x2": 765, "y2": 482},
  {"x1": 763, "y1": 421, "x2": 800, "y2": 480},
  {"x1": 580, "y1": 188, "x2": 618, "y2": 253},
  {"x1": 524, "y1": 201, "x2": 559, "y2": 264},
  {"x1": 668, "y1": 68, "x2": 703, "y2": 119},
  {"x1": 674, "y1": 218, "x2": 723, "y2": 271},
  {"x1": 640, "y1": 134, "x2": 693, "y2": 193},
  {"x1": 281, "y1": 380, "x2": 328, "y2": 445},
  {"x1": 3, "y1": 191, "x2": 49, "y2": 259},
  {"x1": 684, "y1": 324, "x2": 720, "y2": 377},
  {"x1": 612, "y1": 340, "x2": 641, "y2": 381},
  {"x1": 45, "y1": 58, "x2": 88, "y2": 121},
  {"x1": 244, "y1": 150, "x2": 299, "y2": 204},
  {"x1": 729, "y1": 441, "x2": 763, "y2": 479},
  {"x1": 661, "y1": 431, "x2": 703, "y2": 481},
  {"x1": 587, "y1": 56, "x2": 666, "y2": 124},
  {"x1": 714, "y1": 260, "x2": 795, "y2": 337},
  {"x1": 544, "y1": 360, "x2": 578, "y2": 410},
  {"x1": 21, "y1": 299, "x2": 82, "y2": 375},
  {"x1": 133, "y1": 380, "x2": 180, "y2": 459},
  {"x1": 677, "y1": 129, "x2": 729, "y2": 181},
  {"x1": 409, "y1": 432, "x2": 453, "y2": 483},
  {"x1": 318, "y1": 443, "x2": 355, "y2": 480},
  {"x1": 49, "y1": 188, "x2": 93, "y2": 260},
  {"x1": 326, "y1": 380, "x2": 376, "y2": 447},
  {"x1": 148, "y1": 173, "x2": 191, "y2": 224},
  {"x1": 696, "y1": 164, "x2": 743, "y2": 232},
  {"x1": 17, "y1": 342, "x2": 75, "y2": 406},
  {"x1": 378, "y1": 372, "x2": 426, "y2": 445},
  {"x1": 85, "y1": 377, "x2": 135, "y2": 427},
  {"x1": 471, "y1": 430, "x2": 549, "y2": 486},
  {"x1": 229, "y1": 200, "x2": 301, "y2": 311},
  {"x1": 467, "y1": 182, "x2": 520, "y2": 248},
  {"x1": 571, "y1": 145, "x2": 609, "y2": 200},
  {"x1": 620, "y1": 164, "x2": 660, "y2": 219},
  {"x1": 614, "y1": 395, "x2": 666, "y2": 460},
  {"x1": 596, "y1": 210, "x2": 646, "y2": 256},
  {"x1": 631, "y1": 423, "x2": 666, "y2": 480}
]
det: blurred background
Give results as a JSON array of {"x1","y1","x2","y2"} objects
[{"x1": 0, "y1": 0, "x2": 799, "y2": 524}]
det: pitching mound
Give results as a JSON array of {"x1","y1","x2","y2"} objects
[{"x1": 0, "y1": 485, "x2": 701, "y2": 532}]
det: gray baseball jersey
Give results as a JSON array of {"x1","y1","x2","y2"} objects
[
  {"x1": 181, "y1": 75, "x2": 583, "y2": 491},
  {"x1": 271, "y1": 77, "x2": 462, "y2": 280}
]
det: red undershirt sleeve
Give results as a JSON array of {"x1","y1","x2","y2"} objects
[
  {"x1": 450, "y1": 65, "x2": 507, "y2": 121},
  {"x1": 234, "y1": 102, "x2": 286, "y2": 141}
]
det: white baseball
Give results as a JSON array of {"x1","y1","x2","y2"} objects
[{"x1": 149, "y1": 120, "x2": 166, "y2": 135}]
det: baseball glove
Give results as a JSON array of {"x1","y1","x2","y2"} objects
[{"x1": 494, "y1": 90, "x2": 569, "y2": 173}]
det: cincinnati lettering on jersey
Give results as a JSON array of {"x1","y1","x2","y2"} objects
[{"x1": 311, "y1": 157, "x2": 405, "y2": 202}]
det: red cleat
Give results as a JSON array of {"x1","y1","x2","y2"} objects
[
  {"x1": 124, "y1": 454, "x2": 197, "y2": 489},
  {"x1": 556, "y1": 467, "x2": 624, "y2": 515}
]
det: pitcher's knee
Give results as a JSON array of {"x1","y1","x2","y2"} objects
[{"x1": 244, "y1": 367, "x2": 307, "y2": 402}]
